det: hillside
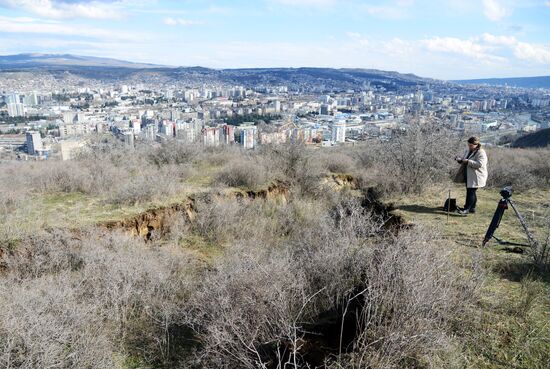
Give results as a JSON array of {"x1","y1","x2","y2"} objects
[
  {"x1": 0, "y1": 53, "x2": 433, "y2": 90},
  {"x1": 1, "y1": 137, "x2": 548, "y2": 369},
  {"x1": 512, "y1": 128, "x2": 550, "y2": 148},
  {"x1": 0, "y1": 53, "x2": 165, "y2": 69}
]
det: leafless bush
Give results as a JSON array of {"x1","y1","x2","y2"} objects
[
  {"x1": 486, "y1": 147, "x2": 550, "y2": 190},
  {"x1": 342, "y1": 227, "x2": 481, "y2": 369},
  {"x1": 261, "y1": 143, "x2": 324, "y2": 197},
  {"x1": 201, "y1": 144, "x2": 244, "y2": 167},
  {"x1": 0, "y1": 230, "x2": 196, "y2": 369},
  {"x1": 106, "y1": 169, "x2": 180, "y2": 206},
  {"x1": 214, "y1": 158, "x2": 270, "y2": 189},
  {"x1": 191, "y1": 243, "x2": 308, "y2": 369},
  {"x1": 148, "y1": 141, "x2": 201, "y2": 166},
  {"x1": 318, "y1": 149, "x2": 357, "y2": 174},
  {"x1": 189, "y1": 195, "x2": 480, "y2": 369},
  {"x1": 369, "y1": 122, "x2": 463, "y2": 194},
  {"x1": 191, "y1": 197, "x2": 281, "y2": 245}
]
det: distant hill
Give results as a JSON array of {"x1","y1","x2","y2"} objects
[
  {"x1": 0, "y1": 53, "x2": 434, "y2": 90},
  {"x1": 512, "y1": 128, "x2": 550, "y2": 148},
  {"x1": 454, "y1": 76, "x2": 550, "y2": 89},
  {"x1": 0, "y1": 53, "x2": 165, "y2": 69}
]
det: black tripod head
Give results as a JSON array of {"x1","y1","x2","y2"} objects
[{"x1": 500, "y1": 186, "x2": 513, "y2": 200}]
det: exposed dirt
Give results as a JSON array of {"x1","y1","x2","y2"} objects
[
  {"x1": 99, "y1": 178, "x2": 404, "y2": 243},
  {"x1": 102, "y1": 199, "x2": 196, "y2": 240}
]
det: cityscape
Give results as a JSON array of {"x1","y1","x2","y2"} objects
[
  {"x1": 1, "y1": 56, "x2": 549, "y2": 160},
  {"x1": 1, "y1": 1, "x2": 549, "y2": 369}
]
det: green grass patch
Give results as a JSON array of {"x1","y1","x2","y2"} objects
[{"x1": 389, "y1": 184, "x2": 550, "y2": 369}]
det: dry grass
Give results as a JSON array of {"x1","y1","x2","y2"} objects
[{"x1": 1, "y1": 135, "x2": 549, "y2": 369}]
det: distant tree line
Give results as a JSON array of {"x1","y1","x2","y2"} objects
[
  {"x1": 102, "y1": 101, "x2": 119, "y2": 108},
  {"x1": 0, "y1": 115, "x2": 49, "y2": 125},
  {"x1": 224, "y1": 113, "x2": 281, "y2": 126}
]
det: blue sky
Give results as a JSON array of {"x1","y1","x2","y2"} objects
[{"x1": 0, "y1": 0, "x2": 549, "y2": 79}]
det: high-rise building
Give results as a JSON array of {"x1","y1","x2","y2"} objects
[
  {"x1": 222, "y1": 124, "x2": 235, "y2": 144},
  {"x1": 26, "y1": 131, "x2": 43, "y2": 155},
  {"x1": 63, "y1": 111, "x2": 77, "y2": 124},
  {"x1": 24, "y1": 92, "x2": 39, "y2": 106},
  {"x1": 240, "y1": 126, "x2": 257, "y2": 149},
  {"x1": 332, "y1": 120, "x2": 346, "y2": 143},
  {"x1": 7, "y1": 103, "x2": 25, "y2": 117},
  {"x1": 6, "y1": 93, "x2": 19, "y2": 104},
  {"x1": 202, "y1": 127, "x2": 221, "y2": 147},
  {"x1": 274, "y1": 100, "x2": 281, "y2": 113}
]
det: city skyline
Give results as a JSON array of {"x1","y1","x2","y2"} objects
[{"x1": 0, "y1": 0, "x2": 549, "y2": 80}]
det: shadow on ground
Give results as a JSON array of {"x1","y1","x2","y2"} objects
[
  {"x1": 398, "y1": 204, "x2": 463, "y2": 217},
  {"x1": 493, "y1": 259, "x2": 550, "y2": 283}
]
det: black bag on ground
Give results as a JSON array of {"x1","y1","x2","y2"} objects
[{"x1": 443, "y1": 198, "x2": 457, "y2": 212}]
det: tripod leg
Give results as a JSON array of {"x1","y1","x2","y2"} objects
[
  {"x1": 483, "y1": 199, "x2": 507, "y2": 246},
  {"x1": 507, "y1": 200, "x2": 538, "y2": 248}
]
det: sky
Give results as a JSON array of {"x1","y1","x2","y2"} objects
[{"x1": 0, "y1": 0, "x2": 549, "y2": 80}]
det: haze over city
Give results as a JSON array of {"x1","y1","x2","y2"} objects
[{"x1": 0, "y1": 0, "x2": 549, "y2": 79}]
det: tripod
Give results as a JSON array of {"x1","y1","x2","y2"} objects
[{"x1": 482, "y1": 191, "x2": 537, "y2": 248}]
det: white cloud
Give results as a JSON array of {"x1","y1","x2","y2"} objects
[
  {"x1": 481, "y1": 33, "x2": 516, "y2": 46},
  {"x1": 513, "y1": 42, "x2": 550, "y2": 64},
  {"x1": 0, "y1": 0, "x2": 126, "y2": 20},
  {"x1": 482, "y1": 0, "x2": 510, "y2": 21},
  {"x1": 422, "y1": 37, "x2": 488, "y2": 59},
  {"x1": 545, "y1": 1, "x2": 550, "y2": 7},
  {"x1": 163, "y1": 17, "x2": 204, "y2": 26},
  {"x1": 422, "y1": 33, "x2": 550, "y2": 66},
  {"x1": 480, "y1": 33, "x2": 550, "y2": 64},
  {"x1": 0, "y1": 15, "x2": 144, "y2": 41}
]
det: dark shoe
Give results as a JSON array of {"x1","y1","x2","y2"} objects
[
  {"x1": 458, "y1": 209, "x2": 469, "y2": 215},
  {"x1": 469, "y1": 208, "x2": 476, "y2": 214}
]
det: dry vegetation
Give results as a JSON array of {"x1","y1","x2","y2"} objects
[{"x1": 0, "y1": 126, "x2": 549, "y2": 369}]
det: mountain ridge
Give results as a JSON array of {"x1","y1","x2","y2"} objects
[
  {"x1": 0, "y1": 53, "x2": 435, "y2": 90},
  {"x1": 454, "y1": 75, "x2": 550, "y2": 89}
]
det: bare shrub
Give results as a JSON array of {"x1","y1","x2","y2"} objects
[
  {"x1": 0, "y1": 230, "x2": 196, "y2": 369},
  {"x1": 148, "y1": 141, "x2": 201, "y2": 166},
  {"x1": 261, "y1": 143, "x2": 324, "y2": 197},
  {"x1": 318, "y1": 149, "x2": 357, "y2": 174},
  {"x1": 487, "y1": 147, "x2": 550, "y2": 190},
  {"x1": 106, "y1": 169, "x2": 180, "y2": 206},
  {"x1": 32, "y1": 161, "x2": 94, "y2": 193},
  {"x1": 344, "y1": 227, "x2": 481, "y2": 369},
  {"x1": 191, "y1": 197, "x2": 279, "y2": 244},
  {"x1": 201, "y1": 144, "x2": 244, "y2": 167},
  {"x1": 214, "y1": 158, "x2": 270, "y2": 189},
  {"x1": 371, "y1": 122, "x2": 463, "y2": 194},
  {"x1": 188, "y1": 196, "x2": 378, "y2": 368},
  {"x1": 191, "y1": 244, "x2": 307, "y2": 369}
]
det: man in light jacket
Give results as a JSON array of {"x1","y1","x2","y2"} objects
[{"x1": 454, "y1": 137, "x2": 488, "y2": 215}]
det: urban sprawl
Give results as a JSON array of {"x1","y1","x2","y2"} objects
[{"x1": 1, "y1": 78, "x2": 549, "y2": 161}]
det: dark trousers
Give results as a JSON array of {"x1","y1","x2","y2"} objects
[{"x1": 464, "y1": 188, "x2": 477, "y2": 211}]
